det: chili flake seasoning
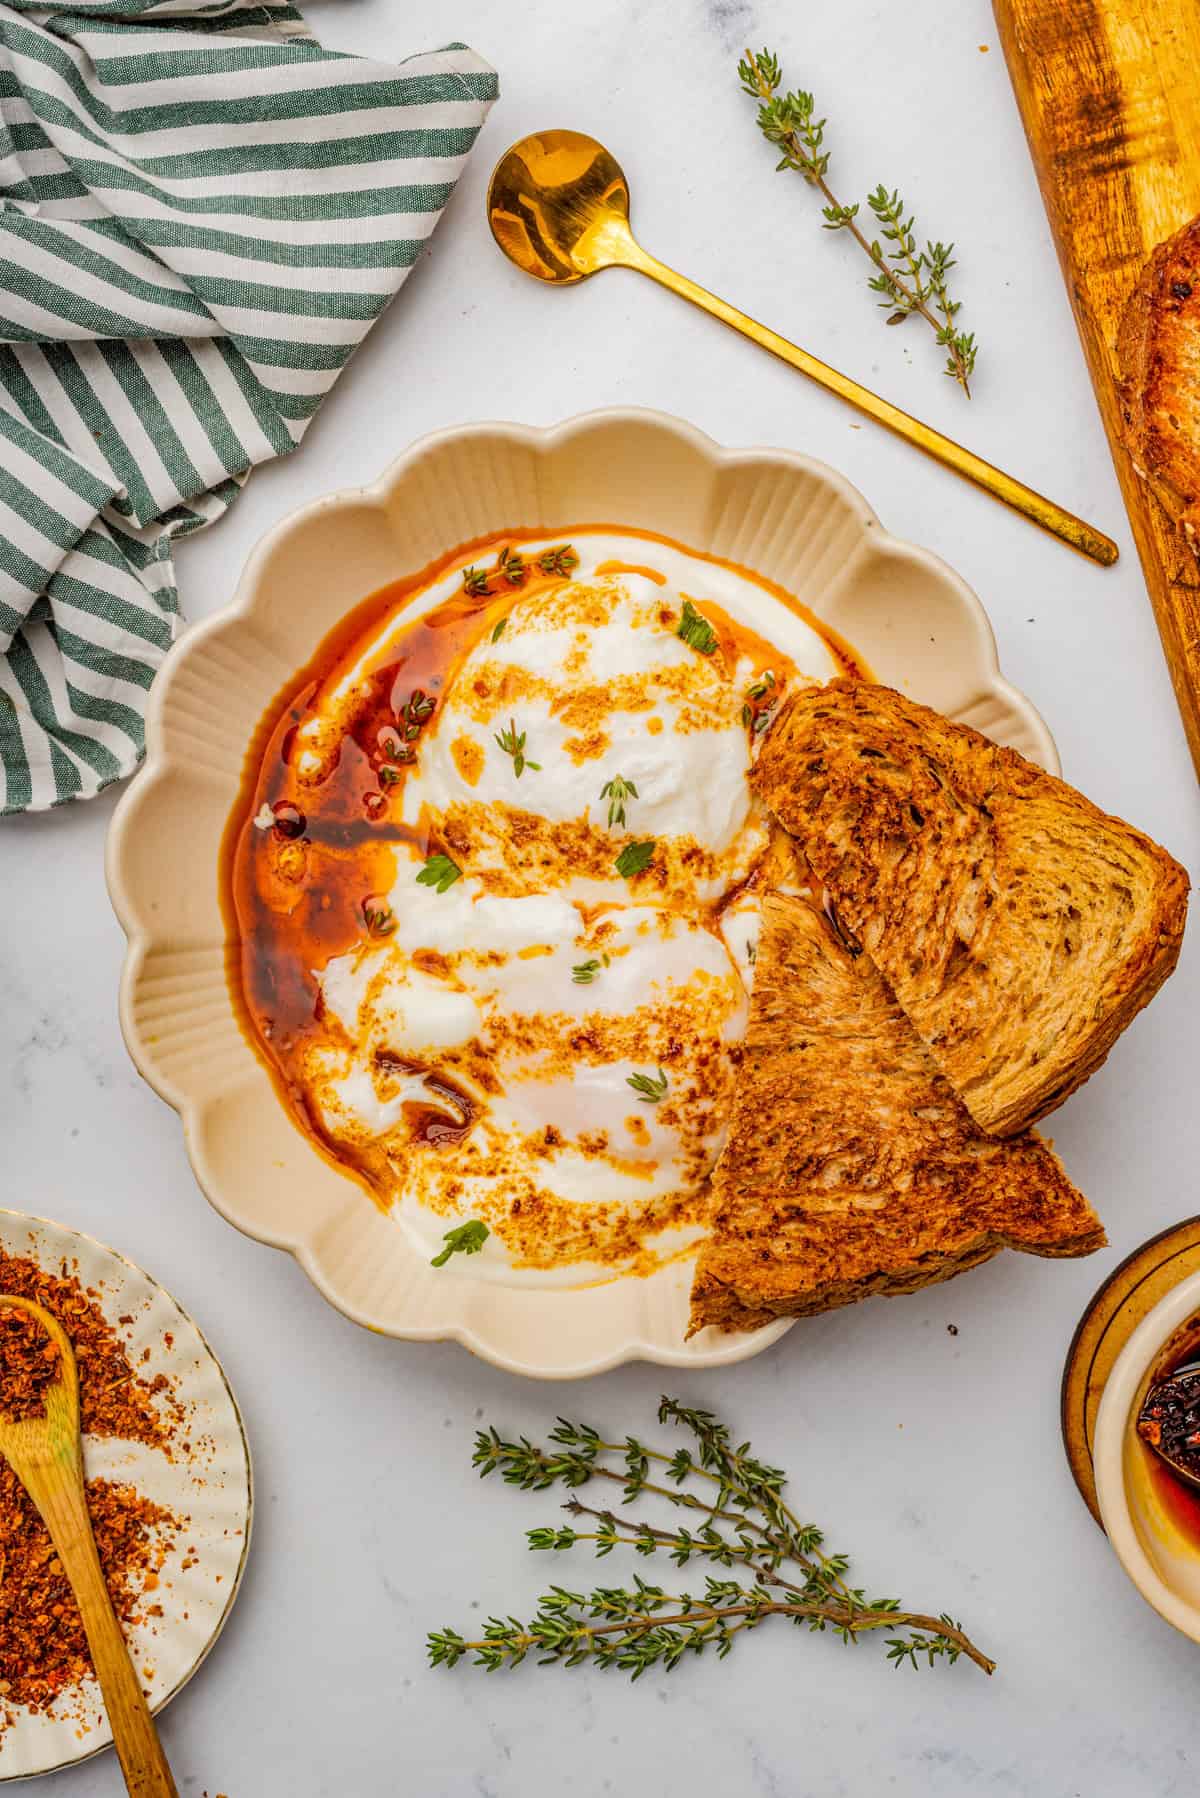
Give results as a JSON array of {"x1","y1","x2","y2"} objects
[
  {"x1": 0, "y1": 1248, "x2": 184, "y2": 1729},
  {"x1": 0, "y1": 1304, "x2": 60, "y2": 1423}
]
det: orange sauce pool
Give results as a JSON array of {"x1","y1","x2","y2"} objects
[
  {"x1": 220, "y1": 524, "x2": 867, "y2": 1194},
  {"x1": 1147, "y1": 1452, "x2": 1200, "y2": 1545}
]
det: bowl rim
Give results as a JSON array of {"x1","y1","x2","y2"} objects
[
  {"x1": 106, "y1": 404, "x2": 1058, "y2": 1377},
  {"x1": 1094, "y1": 1265, "x2": 1200, "y2": 1642}
]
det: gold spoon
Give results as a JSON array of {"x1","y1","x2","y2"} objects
[
  {"x1": 487, "y1": 130, "x2": 1118, "y2": 568},
  {"x1": 0, "y1": 1296, "x2": 179, "y2": 1797}
]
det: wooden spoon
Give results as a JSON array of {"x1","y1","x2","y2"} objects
[
  {"x1": 486, "y1": 129, "x2": 1119, "y2": 567},
  {"x1": 0, "y1": 1296, "x2": 178, "y2": 1796}
]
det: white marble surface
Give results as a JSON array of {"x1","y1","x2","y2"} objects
[{"x1": 5, "y1": 1, "x2": 1200, "y2": 1792}]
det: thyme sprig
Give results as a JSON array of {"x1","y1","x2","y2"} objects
[
  {"x1": 738, "y1": 47, "x2": 978, "y2": 395},
  {"x1": 538, "y1": 545, "x2": 580, "y2": 577},
  {"x1": 600, "y1": 773, "x2": 638, "y2": 828},
  {"x1": 462, "y1": 543, "x2": 578, "y2": 600},
  {"x1": 626, "y1": 1068, "x2": 669, "y2": 1104},
  {"x1": 429, "y1": 1399, "x2": 993, "y2": 1680},
  {"x1": 742, "y1": 668, "x2": 780, "y2": 735},
  {"x1": 494, "y1": 718, "x2": 541, "y2": 778}
]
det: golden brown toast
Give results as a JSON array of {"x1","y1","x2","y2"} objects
[
  {"x1": 1118, "y1": 215, "x2": 1200, "y2": 545},
  {"x1": 689, "y1": 893, "x2": 1105, "y2": 1334},
  {"x1": 753, "y1": 681, "x2": 1188, "y2": 1137}
]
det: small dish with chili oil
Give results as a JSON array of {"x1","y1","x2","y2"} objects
[
  {"x1": 1094, "y1": 1264, "x2": 1200, "y2": 1644},
  {"x1": 0, "y1": 1210, "x2": 252, "y2": 1782}
]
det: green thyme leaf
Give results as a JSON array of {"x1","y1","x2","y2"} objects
[
  {"x1": 378, "y1": 764, "x2": 403, "y2": 787},
  {"x1": 599, "y1": 774, "x2": 639, "y2": 829},
  {"x1": 676, "y1": 598, "x2": 718, "y2": 655},
  {"x1": 537, "y1": 544, "x2": 580, "y2": 577},
  {"x1": 462, "y1": 565, "x2": 491, "y2": 598},
  {"x1": 614, "y1": 839, "x2": 655, "y2": 880},
  {"x1": 363, "y1": 901, "x2": 396, "y2": 936},
  {"x1": 572, "y1": 959, "x2": 603, "y2": 985},
  {"x1": 498, "y1": 546, "x2": 527, "y2": 587},
  {"x1": 404, "y1": 689, "x2": 436, "y2": 725},
  {"x1": 416, "y1": 852, "x2": 462, "y2": 894},
  {"x1": 626, "y1": 1067, "x2": 669, "y2": 1103},
  {"x1": 430, "y1": 1219, "x2": 490, "y2": 1267},
  {"x1": 491, "y1": 616, "x2": 508, "y2": 643},
  {"x1": 495, "y1": 718, "x2": 541, "y2": 779}
]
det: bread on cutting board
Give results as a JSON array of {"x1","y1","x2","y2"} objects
[
  {"x1": 752, "y1": 680, "x2": 1188, "y2": 1137},
  {"x1": 1118, "y1": 213, "x2": 1200, "y2": 547},
  {"x1": 690, "y1": 893, "x2": 1104, "y2": 1334}
]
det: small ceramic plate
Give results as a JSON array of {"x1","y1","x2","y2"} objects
[
  {"x1": 106, "y1": 407, "x2": 1058, "y2": 1379},
  {"x1": 0, "y1": 1212, "x2": 252, "y2": 1782}
]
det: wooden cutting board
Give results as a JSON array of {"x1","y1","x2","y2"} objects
[{"x1": 994, "y1": 0, "x2": 1200, "y2": 774}]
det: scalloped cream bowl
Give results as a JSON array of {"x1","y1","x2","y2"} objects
[{"x1": 106, "y1": 408, "x2": 1057, "y2": 1379}]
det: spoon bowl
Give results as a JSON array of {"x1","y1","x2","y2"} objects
[
  {"x1": 487, "y1": 129, "x2": 633, "y2": 284},
  {"x1": 485, "y1": 130, "x2": 1118, "y2": 566}
]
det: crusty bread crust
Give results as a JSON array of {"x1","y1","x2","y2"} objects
[
  {"x1": 1118, "y1": 215, "x2": 1200, "y2": 543},
  {"x1": 752, "y1": 681, "x2": 1189, "y2": 1137},
  {"x1": 689, "y1": 893, "x2": 1105, "y2": 1335}
]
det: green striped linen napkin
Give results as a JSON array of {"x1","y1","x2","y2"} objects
[{"x1": 0, "y1": 0, "x2": 496, "y2": 815}]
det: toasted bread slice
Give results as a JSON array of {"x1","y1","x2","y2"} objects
[
  {"x1": 1118, "y1": 215, "x2": 1200, "y2": 544},
  {"x1": 689, "y1": 893, "x2": 1104, "y2": 1334},
  {"x1": 753, "y1": 681, "x2": 1188, "y2": 1137}
]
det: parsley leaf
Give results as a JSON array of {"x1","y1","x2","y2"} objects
[
  {"x1": 614, "y1": 839, "x2": 655, "y2": 880},
  {"x1": 430, "y1": 1220, "x2": 490, "y2": 1267},
  {"x1": 416, "y1": 852, "x2": 462, "y2": 894},
  {"x1": 677, "y1": 598, "x2": 718, "y2": 655}
]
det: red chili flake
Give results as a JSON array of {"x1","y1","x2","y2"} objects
[{"x1": 0, "y1": 1305, "x2": 60, "y2": 1422}]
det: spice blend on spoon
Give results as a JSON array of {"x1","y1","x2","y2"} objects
[{"x1": 0, "y1": 1305, "x2": 60, "y2": 1423}]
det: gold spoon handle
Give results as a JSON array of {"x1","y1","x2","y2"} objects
[
  {"x1": 621, "y1": 239, "x2": 1118, "y2": 567},
  {"x1": 19, "y1": 1454, "x2": 179, "y2": 1796}
]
